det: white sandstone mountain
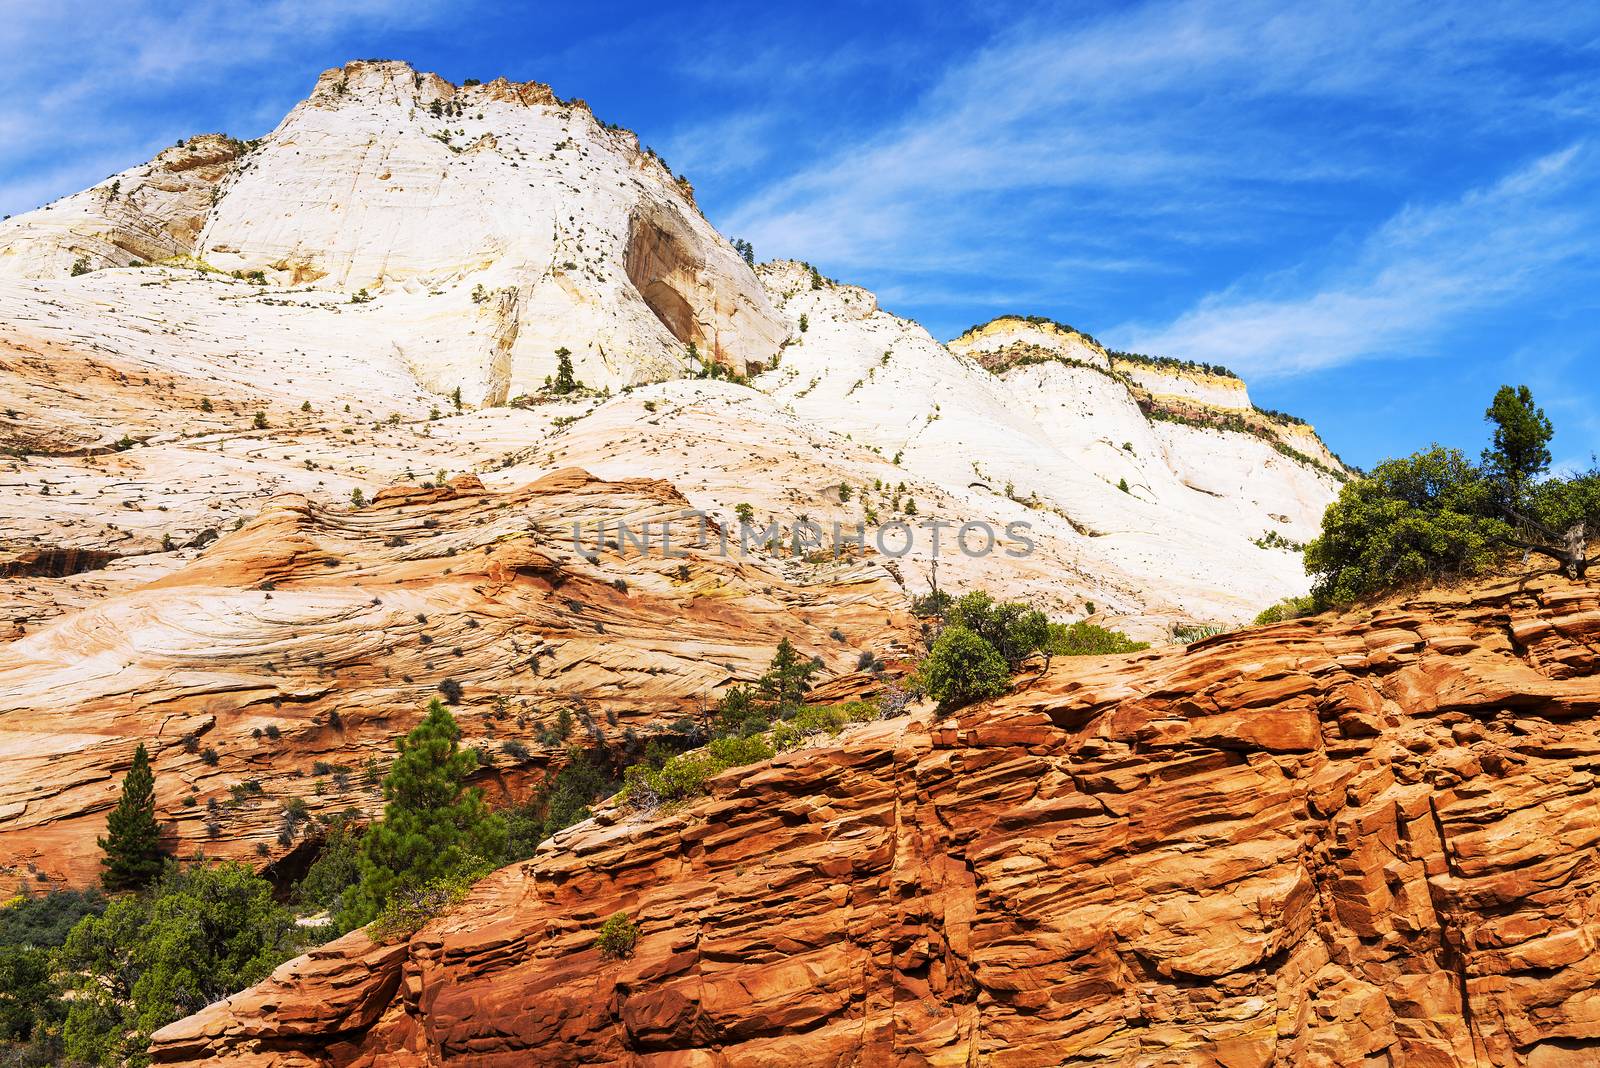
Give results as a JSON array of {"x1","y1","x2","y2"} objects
[
  {"x1": 0, "y1": 59, "x2": 1346, "y2": 635},
  {"x1": 0, "y1": 60, "x2": 784, "y2": 399}
]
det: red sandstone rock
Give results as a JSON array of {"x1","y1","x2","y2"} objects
[
  {"x1": 0, "y1": 468, "x2": 914, "y2": 885},
  {"x1": 149, "y1": 573, "x2": 1600, "y2": 1066}
]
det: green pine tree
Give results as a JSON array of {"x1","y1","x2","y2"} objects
[
  {"x1": 339, "y1": 700, "x2": 506, "y2": 929},
  {"x1": 552, "y1": 347, "x2": 578, "y2": 395},
  {"x1": 757, "y1": 638, "x2": 817, "y2": 715},
  {"x1": 1483, "y1": 384, "x2": 1553, "y2": 506},
  {"x1": 98, "y1": 743, "x2": 163, "y2": 891}
]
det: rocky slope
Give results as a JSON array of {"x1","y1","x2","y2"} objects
[
  {"x1": 149, "y1": 572, "x2": 1600, "y2": 1066},
  {"x1": 0, "y1": 60, "x2": 1345, "y2": 637},
  {"x1": 756, "y1": 274, "x2": 1344, "y2": 624},
  {"x1": 0, "y1": 467, "x2": 914, "y2": 886},
  {"x1": 0, "y1": 58, "x2": 1353, "y2": 892}
]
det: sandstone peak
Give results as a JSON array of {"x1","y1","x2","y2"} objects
[{"x1": 0, "y1": 59, "x2": 784, "y2": 394}]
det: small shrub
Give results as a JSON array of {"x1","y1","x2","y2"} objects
[
  {"x1": 368, "y1": 870, "x2": 481, "y2": 943},
  {"x1": 1047, "y1": 621, "x2": 1149, "y2": 656},
  {"x1": 620, "y1": 735, "x2": 773, "y2": 809},
  {"x1": 770, "y1": 705, "x2": 845, "y2": 749},
  {"x1": 1253, "y1": 595, "x2": 1316, "y2": 626},
  {"x1": 919, "y1": 625, "x2": 1009, "y2": 710},
  {"x1": 594, "y1": 911, "x2": 639, "y2": 959},
  {"x1": 438, "y1": 678, "x2": 464, "y2": 704},
  {"x1": 1172, "y1": 623, "x2": 1229, "y2": 644},
  {"x1": 253, "y1": 411, "x2": 269, "y2": 430}
]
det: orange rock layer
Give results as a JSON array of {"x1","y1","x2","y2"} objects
[
  {"x1": 151, "y1": 573, "x2": 1600, "y2": 1066},
  {"x1": 0, "y1": 468, "x2": 914, "y2": 886}
]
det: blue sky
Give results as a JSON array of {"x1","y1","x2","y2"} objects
[{"x1": 5, "y1": 0, "x2": 1598, "y2": 470}]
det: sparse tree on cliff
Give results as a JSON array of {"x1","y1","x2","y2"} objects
[
  {"x1": 755, "y1": 638, "x2": 816, "y2": 715},
  {"x1": 338, "y1": 700, "x2": 506, "y2": 929},
  {"x1": 1305, "y1": 385, "x2": 1598, "y2": 607},
  {"x1": 551, "y1": 347, "x2": 578, "y2": 395},
  {"x1": 98, "y1": 742, "x2": 162, "y2": 891},
  {"x1": 1483, "y1": 384, "x2": 1552, "y2": 504}
]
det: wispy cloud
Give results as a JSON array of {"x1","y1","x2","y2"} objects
[
  {"x1": 1119, "y1": 145, "x2": 1600, "y2": 376},
  {"x1": 707, "y1": 0, "x2": 1600, "y2": 342},
  {"x1": 0, "y1": 0, "x2": 465, "y2": 216}
]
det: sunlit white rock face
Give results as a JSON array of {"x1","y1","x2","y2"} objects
[
  {"x1": 753, "y1": 267, "x2": 1346, "y2": 624},
  {"x1": 0, "y1": 60, "x2": 786, "y2": 399},
  {"x1": 0, "y1": 61, "x2": 1347, "y2": 639}
]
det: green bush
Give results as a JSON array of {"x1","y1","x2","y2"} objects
[
  {"x1": 770, "y1": 704, "x2": 845, "y2": 749},
  {"x1": 1305, "y1": 446, "x2": 1505, "y2": 607},
  {"x1": 919, "y1": 624, "x2": 1010, "y2": 710},
  {"x1": 1306, "y1": 386, "x2": 1598, "y2": 606},
  {"x1": 620, "y1": 734, "x2": 774, "y2": 809},
  {"x1": 367, "y1": 869, "x2": 483, "y2": 944},
  {"x1": 1253, "y1": 595, "x2": 1316, "y2": 626},
  {"x1": 60, "y1": 861, "x2": 298, "y2": 1065},
  {"x1": 1047, "y1": 621, "x2": 1148, "y2": 656},
  {"x1": 948, "y1": 591, "x2": 1050, "y2": 668},
  {"x1": 294, "y1": 817, "x2": 364, "y2": 922},
  {"x1": 0, "y1": 888, "x2": 105, "y2": 948},
  {"x1": 0, "y1": 889, "x2": 107, "y2": 1053},
  {"x1": 501, "y1": 746, "x2": 618, "y2": 862},
  {"x1": 594, "y1": 911, "x2": 639, "y2": 959}
]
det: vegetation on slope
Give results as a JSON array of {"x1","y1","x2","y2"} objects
[
  {"x1": 0, "y1": 590, "x2": 1152, "y2": 1066},
  {"x1": 1305, "y1": 385, "x2": 1598, "y2": 608}
]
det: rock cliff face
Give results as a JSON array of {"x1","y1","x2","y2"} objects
[
  {"x1": 0, "y1": 58, "x2": 1355, "y2": 896},
  {"x1": 150, "y1": 573, "x2": 1600, "y2": 1067},
  {"x1": 0, "y1": 62, "x2": 1345, "y2": 635},
  {"x1": 0, "y1": 468, "x2": 914, "y2": 886},
  {"x1": 0, "y1": 135, "x2": 242, "y2": 276},
  {"x1": 756, "y1": 279, "x2": 1345, "y2": 627},
  {"x1": 0, "y1": 60, "x2": 786, "y2": 393}
]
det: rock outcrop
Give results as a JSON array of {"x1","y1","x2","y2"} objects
[
  {"x1": 0, "y1": 63, "x2": 1345, "y2": 637},
  {"x1": 0, "y1": 134, "x2": 242, "y2": 277},
  {"x1": 151, "y1": 572, "x2": 1600, "y2": 1067},
  {"x1": 0, "y1": 468, "x2": 914, "y2": 886},
  {"x1": 756, "y1": 276, "x2": 1345, "y2": 627}
]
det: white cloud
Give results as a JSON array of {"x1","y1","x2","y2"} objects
[
  {"x1": 0, "y1": 0, "x2": 465, "y2": 216},
  {"x1": 1118, "y1": 145, "x2": 1600, "y2": 376},
  {"x1": 710, "y1": 0, "x2": 1600, "y2": 328}
]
